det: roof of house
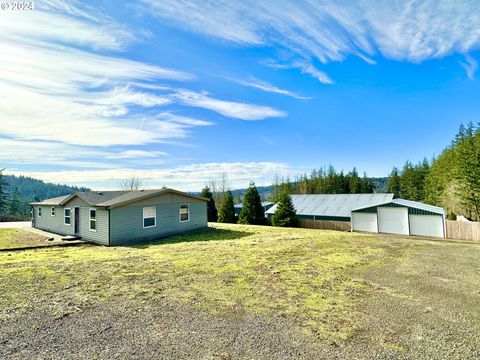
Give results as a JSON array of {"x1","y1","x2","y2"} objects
[
  {"x1": 351, "y1": 198, "x2": 445, "y2": 215},
  {"x1": 30, "y1": 194, "x2": 71, "y2": 206},
  {"x1": 31, "y1": 188, "x2": 208, "y2": 208},
  {"x1": 265, "y1": 193, "x2": 395, "y2": 218},
  {"x1": 234, "y1": 201, "x2": 274, "y2": 209}
]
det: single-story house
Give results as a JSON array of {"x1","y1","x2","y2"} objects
[
  {"x1": 265, "y1": 194, "x2": 446, "y2": 238},
  {"x1": 351, "y1": 198, "x2": 445, "y2": 238},
  {"x1": 234, "y1": 201, "x2": 274, "y2": 217},
  {"x1": 30, "y1": 188, "x2": 208, "y2": 246}
]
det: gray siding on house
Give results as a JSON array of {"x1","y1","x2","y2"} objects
[
  {"x1": 110, "y1": 194, "x2": 207, "y2": 246},
  {"x1": 33, "y1": 196, "x2": 109, "y2": 246},
  {"x1": 63, "y1": 198, "x2": 109, "y2": 245},
  {"x1": 33, "y1": 191, "x2": 207, "y2": 246},
  {"x1": 33, "y1": 205, "x2": 75, "y2": 237}
]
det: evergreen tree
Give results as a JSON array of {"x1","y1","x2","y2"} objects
[
  {"x1": 348, "y1": 167, "x2": 360, "y2": 194},
  {"x1": 0, "y1": 170, "x2": 8, "y2": 219},
  {"x1": 218, "y1": 191, "x2": 236, "y2": 223},
  {"x1": 271, "y1": 192, "x2": 297, "y2": 227},
  {"x1": 387, "y1": 167, "x2": 401, "y2": 198},
  {"x1": 400, "y1": 161, "x2": 418, "y2": 200},
  {"x1": 453, "y1": 123, "x2": 467, "y2": 145},
  {"x1": 9, "y1": 187, "x2": 21, "y2": 217},
  {"x1": 455, "y1": 132, "x2": 480, "y2": 220},
  {"x1": 200, "y1": 186, "x2": 217, "y2": 222},
  {"x1": 238, "y1": 182, "x2": 265, "y2": 225},
  {"x1": 360, "y1": 172, "x2": 374, "y2": 193},
  {"x1": 270, "y1": 176, "x2": 293, "y2": 203}
]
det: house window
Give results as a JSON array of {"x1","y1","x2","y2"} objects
[
  {"x1": 143, "y1": 206, "x2": 156, "y2": 228},
  {"x1": 51, "y1": 207, "x2": 55, "y2": 216},
  {"x1": 64, "y1": 208, "x2": 71, "y2": 225},
  {"x1": 38, "y1": 207, "x2": 42, "y2": 217},
  {"x1": 89, "y1": 209, "x2": 97, "y2": 232},
  {"x1": 179, "y1": 204, "x2": 190, "y2": 222}
]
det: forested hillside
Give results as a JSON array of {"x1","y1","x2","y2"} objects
[
  {"x1": 0, "y1": 174, "x2": 89, "y2": 221},
  {"x1": 386, "y1": 122, "x2": 480, "y2": 221}
]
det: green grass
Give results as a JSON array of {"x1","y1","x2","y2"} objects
[
  {"x1": 1, "y1": 224, "x2": 479, "y2": 347},
  {"x1": 0, "y1": 229, "x2": 47, "y2": 250}
]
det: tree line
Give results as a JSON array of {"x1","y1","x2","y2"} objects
[
  {"x1": 269, "y1": 166, "x2": 375, "y2": 203},
  {"x1": 199, "y1": 167, "x2": 378, "y2": 227},
  {"x1": 0, "y1": 171, "x2": 88, "y2": 221},
  {"x1": 385, "y1": 122, "x2": 480, "y2": 221}
]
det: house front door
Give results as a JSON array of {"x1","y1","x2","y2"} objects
[{"x1": 74, "y1": 207, "x2": 80, "y2": 236}]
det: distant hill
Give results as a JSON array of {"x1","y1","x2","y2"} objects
[
  {"x1": 5, "y1": 175, "x2": 89, "y2": 202},
  {"x1": 371, "y1": 177, "x2": 388, "y2": 193},
  {"x1": 1, "y1": 174, "x2": 89, "y2": 220}
]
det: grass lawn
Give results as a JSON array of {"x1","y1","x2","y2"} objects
[
  {"x1": 1, "y1": 224, "x2": 479, "y2": 359},
  {"x1": 0, "y1": 228, "x2": 48, "y2": 250}
]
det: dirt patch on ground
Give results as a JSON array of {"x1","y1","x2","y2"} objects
[{"x1": 0, "y1": 297, "x2": 401, "y2": 360}]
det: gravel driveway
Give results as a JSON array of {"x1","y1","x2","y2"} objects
[{"x1": 0, "y1": 221, "x2": 31, "y2": 229}]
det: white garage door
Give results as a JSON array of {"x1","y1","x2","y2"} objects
[
  {"x1": 378, "y1": 207, "x2": 409, "y2": 235},
  {"x1": 352, "y1": 212, "x2": 378, "y2": 233},
  {"x1": 409, "y1": 214, "x2": 444, "y2": 238}
]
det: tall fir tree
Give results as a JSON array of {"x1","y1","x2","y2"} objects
[
  {"x1": 0, "y1": 170, "x2": 8, "y2": 219},
  {"x1": 270, "y1": 176, "x2": 293, "y2": 203},
  {"x1": 360, "y1": 172, "x2": 374, "y2": 193},
  {"x1": 200, "y1": 186, "x2": 218, "y2": 222},
  {"x1": 348, "y1": 167, "x2": 360, "y2": 194},
  {"x1": 455, "y1": 132, "x2": 480, "y2": 220},
  {"x1": 218, "y1": 191, "x2": 236, "y2": 223},
  {"x1": 238, "y1": 182, "x2": 265, "y2": 225},
  {"x1": 387, "y1": 167, "x2": 401, "y2": 198},
  {"x1": 9, "y1": 187, "x2": 21, "y2": 217},
  {"x1": 271, "y1": 192, "x2": 297, "y2": 227}
]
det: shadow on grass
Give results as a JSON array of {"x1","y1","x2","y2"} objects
[{"x1": 129, "y1": 227, "x2": 254, "y2": 249}]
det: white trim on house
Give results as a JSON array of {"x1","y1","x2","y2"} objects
[
  {"x1": 179, "y1": 203, "x2": 190, "y2": 223},
  {"x1": 64, "y1": 208, "x2": 71, "y2": 226},
  {"x1": 51, "y1": 207, "x2": 55, "y2": 216},
  {"x1": 38, "y1": 207, "x2": 42, "y2": 217},
  {"x1": 89, "y1": 208, "x2": 97, "y2": 232},
  {"x1": 143, "y1": 206, "x2": 156, "y2": 228}
]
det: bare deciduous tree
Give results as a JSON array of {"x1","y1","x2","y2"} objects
[
  {"x1": 119, "y1": 173, "x2": 144, "y2": 191},
  {"x1": 208, "y1": 172, "x2": 231, "y2": 207}
]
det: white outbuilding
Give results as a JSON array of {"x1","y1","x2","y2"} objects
[{"x1": 351, "y1": 198, "x2": 446, "y2": 238}]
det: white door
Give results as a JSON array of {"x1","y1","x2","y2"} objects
[
  {"x1": 352, "y1": 212, "x2": 378, "y2": 233},
  {"x1": 409, "y1": 214, "x2": 444, "y2": 238},
  {"x1": 378, "y1": 207, "x2": 409, "y2": 235}
]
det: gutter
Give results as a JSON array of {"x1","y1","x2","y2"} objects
[{"x1": 108, "y1": 208, "x2": 111, "y2": 246}]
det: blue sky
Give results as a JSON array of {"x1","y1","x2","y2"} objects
[{"x1": 1, "y1": 0, "x2": 480, "y2": 190}]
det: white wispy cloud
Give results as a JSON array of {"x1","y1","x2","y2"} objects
[
  {"x1": 292, "y1": 60, "x2": 334, "y2": 84},
  {"x1": 0, "y1": 0, "x2": 286, "y2": 168},
  {"x1": 173, "y1": 90, "x2": 286, "y2": 120},
  {"x1": 228, "y1": 77, "x2": 311, "y2": 99},
  {"x1": 105, "y1": 150, "x2": 169, "y2": 159},
  {"x1": 0, "y1": 138, "x2": 172, "y2": 168},
  {"x1": 9, "y1": 162, "x2": 295, "y2": 191},
  {"x1": 1, "y1": 0, "x2": 269, "y2": 173},
  {"x1": 140, "y1": 0, "x2": 480, "y2": 66},
  {"x1": 460, "y1": 54, "x2": 478, "y2": 80},
  {"x1": 260, "y1": 136, "x2": 275, "y2": 145},
  {"x1": 264, "y1": 59, "x2": 334, "y2": 84}
]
